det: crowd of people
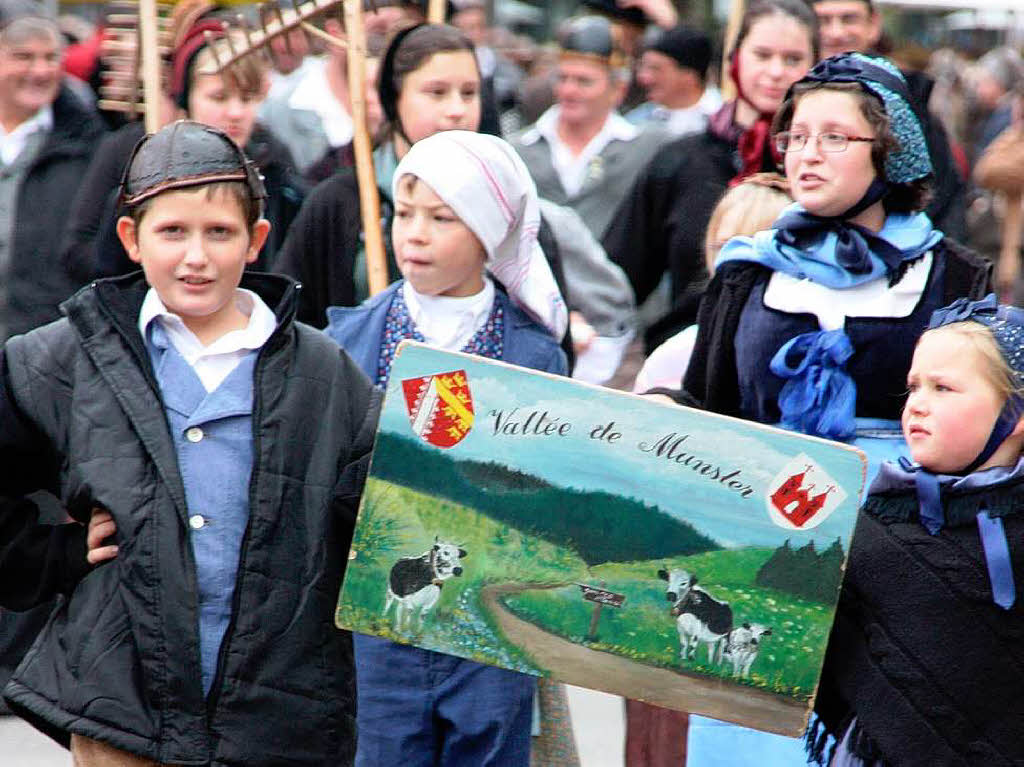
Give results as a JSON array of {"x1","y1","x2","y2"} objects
[{"x1": 0, "y1": 0, "x2": 1022, "y2": 764}]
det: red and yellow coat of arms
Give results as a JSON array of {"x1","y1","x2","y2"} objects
[{"x1": 401, "y1": 370, "x2": 475, "y2": 449}]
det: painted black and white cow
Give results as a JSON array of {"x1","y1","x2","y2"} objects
[
  {"x1": 384, "y1": 537, "x2": 467, "y2": 631},
  {"x1": 658, "y1": 567, "x2": 733, "y2": 664},
  {"x1": 722, "y1": 622, "x2": 772, "y2": 678}
]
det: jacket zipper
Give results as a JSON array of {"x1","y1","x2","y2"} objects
[{"x1": 203, "y1": 327, "x2": 285, "y2": 730}]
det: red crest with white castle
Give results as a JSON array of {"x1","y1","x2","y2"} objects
[
  {"x1": 401, "y1": 370, "x2": 475, "y2": 449},
  {"x1": 765, "y1": 453, "x2": 847, "y2": 530}
]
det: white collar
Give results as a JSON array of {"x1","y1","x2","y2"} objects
[
  {"x1": 402, "y1": 277, "x2": 495, "y2": 351},
  {"x1": 138, "y1": 287, "x2": 277, "y2": 357},
  {"x1": 532, "y1": 106, "x2": 638, "y2": 147},
  {"x1": 0, "y1": 104, "x2": 53, "y2": 138},
  {"x1": 0, "y1": 105, "x2": 53, "y2": 164},
  {"x1": 522, "y1": 106, "x2": 638, "y2": 147}
]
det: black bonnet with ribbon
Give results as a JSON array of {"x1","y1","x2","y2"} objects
[
  {"x1": 897, "y1": 294, "x2": 1024, "y2": 609},
  {"x1": 773, "y1": 53, "x2": 934, "y2": 277}
]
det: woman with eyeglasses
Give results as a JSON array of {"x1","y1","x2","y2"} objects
[{"x1": 652, "y1": 52, "x2": 991, "y2": 766}]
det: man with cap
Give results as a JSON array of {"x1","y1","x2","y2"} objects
[
  {"x1": 0, "y1": 0, "x2": 103, "y2": 728},
  {"x1": 512, "y1": 15, "x2": 668, "y2": 242},
  {"x1": 808, "y1": 0, "x2": 967, "y2": 241},
  {"x1": 578, "y1": 0, "x2": 681, "y2": 112},
  {"x1": 626, "y1": 25, "x2": 721, "y2": 138}
]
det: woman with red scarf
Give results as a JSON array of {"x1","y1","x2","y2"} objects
[{"x1": 602, "y1": 0, "x2": 818, "y2": 353}]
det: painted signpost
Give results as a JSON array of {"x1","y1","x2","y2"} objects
[{"x1": 336, "y1": 342, "x2": 868, "y2": 735}]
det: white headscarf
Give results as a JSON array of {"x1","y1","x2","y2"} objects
[{"x1": 392, "y1": 131, "x2": 568, "y2": 339}]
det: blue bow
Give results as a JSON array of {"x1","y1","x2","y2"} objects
[
  {"x1": 927, "y1": 294, "x2": 999, "y2": 329},
  {"x1": 799, "y1": 54, "x2": 915, "y2": 105},
  {"x1": 772, "y1": 178, "x2": 910, "y2": 277},
  {"x1": 774, "y1": 211, "x2": 907, "y2": 276},
  {"x1": 769, "y1": 329, "x2": 856, "y2": 440}
]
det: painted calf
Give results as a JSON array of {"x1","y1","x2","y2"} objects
[
  {"x1": 722, "y1": 623, "x2": 772, "y2": 678},
  {"x1": 658, "y1": 567, "x2": 733, "y2": 664},
  {"x1": 384, "y1": 537, "x2": 466, "y2": 632}
]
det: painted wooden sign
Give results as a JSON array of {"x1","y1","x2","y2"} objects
[{"x1": 336, "y1": 343, "x2": 868, "y2": 736}]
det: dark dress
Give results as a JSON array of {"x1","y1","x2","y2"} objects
[
  {"x1": 813, "y1": 471, "x2": 1024, "y2": 766},
  {"x1": 677, "y1": 237, "x2": 992, "y2": 416}
]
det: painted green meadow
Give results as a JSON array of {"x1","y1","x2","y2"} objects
[
  {"x1": 336, "y1": 477, "x2": 590, "y2": 673},
  {"x1": 338, "y1": 479, "x2": 836, "y2": 701},
  {"x1": 500, "y1": 550, "x2": 835, "y2": 700}
]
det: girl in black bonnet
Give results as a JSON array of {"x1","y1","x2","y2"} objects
[{"x1": 812, "y1": 296, "x2": 1024, "y2": 766}]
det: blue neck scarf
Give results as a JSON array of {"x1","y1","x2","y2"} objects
[
  {"x1": 716, "y1": 202, "x2": 941, "y2": 290},
  {"x1": 875, "y1": 457, "x2": 1022, "y2": 609},
  {"x1": 721, "y1": 207, "x2": 941, "y2": 440}
]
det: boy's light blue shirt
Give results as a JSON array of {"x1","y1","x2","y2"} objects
[{"x1": 140, "y1": 288, "x2": 276, "y2": 695}]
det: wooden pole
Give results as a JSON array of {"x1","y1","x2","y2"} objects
[
  {"x1": 427, "y1": 0, "x2": 445, "y2": 25},
  {"x1": 720, "y1": 0, "x2": 745, "y2": 102},
  {"x1": 587, "y1": 603, "x2": 602, "y2": 641},
  {"x1": 344, "y1": 0, "x2": 388, "y2": 296},
  {"x1": 138, "y1": 0, "x2": 162, "y2": 133}
]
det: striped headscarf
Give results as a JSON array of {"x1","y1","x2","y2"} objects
[{"x1": 392, "y1": 131, "x2": 568, "y2": 339}]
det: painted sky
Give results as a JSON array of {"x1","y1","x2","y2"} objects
[{"x1": 376, "y1": 344, "x2": 871, "y2": 551}]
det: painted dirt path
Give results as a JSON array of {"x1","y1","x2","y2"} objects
[{"x1": 480, "y1": 583, "x2": 809, "y2": 737}]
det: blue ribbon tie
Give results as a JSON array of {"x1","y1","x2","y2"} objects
[
  {"x1": 977, "y1": 512, "x2": 1016, "y2": 610},
  {"x1": 769, "y1": 329, "x2": 856, "y2": 440}
]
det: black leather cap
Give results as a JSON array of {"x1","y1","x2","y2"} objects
[
  {"x1": 560, "y1": 15, "x2": 618, "y2": 62},
  {"x1": 646, "y1": 25, "x2": 712, "y2": 75},
  {"x1": 120, "y1": 120, "x2": 266, "y2": 210}
]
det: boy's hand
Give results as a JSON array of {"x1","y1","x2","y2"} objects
[{"x1": 86, "y1": 509, "x2": 118, "y2": 565}]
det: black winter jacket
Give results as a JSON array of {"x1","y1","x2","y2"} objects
[
  {"x1": 6, "y1": 84, "x2": 104, "y2": 339},
  {"x1": 601, "y1": 128, "x2": 735, "y2": 350},
  {"x1": 0, "y1": 272, "x2": 378, "y2": 766}
]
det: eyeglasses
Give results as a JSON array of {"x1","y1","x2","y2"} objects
[{"x1": 774, "y1": 131, "x2": 875, "y2": 153}]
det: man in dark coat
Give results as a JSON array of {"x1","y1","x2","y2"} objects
[{"x1": 0, "y1": 7, "x2": 103, "y2": 722}]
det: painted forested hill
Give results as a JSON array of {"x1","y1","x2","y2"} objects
[{"x1": 372, "y1": 431, "x2": 720, "y2": 564}]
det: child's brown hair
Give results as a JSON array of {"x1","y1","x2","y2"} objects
[{"x1": 127, "y1": 181, "x2": 261, "y2": 233}]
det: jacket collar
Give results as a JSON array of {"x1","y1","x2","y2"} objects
[
  {"x1": 326, "y1": 279, "x2": 537, "y2": 332},
  {"x1": 62, "y1": 270, "x2": 301, "y2": 350}
]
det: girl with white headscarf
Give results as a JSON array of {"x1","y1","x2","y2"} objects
[
  {"x1": 326, "y1": 130, "x2": 568, "y2": 388},
  {"x1": 323, "y1": 130, "x2": 568, "y2": 767}
]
